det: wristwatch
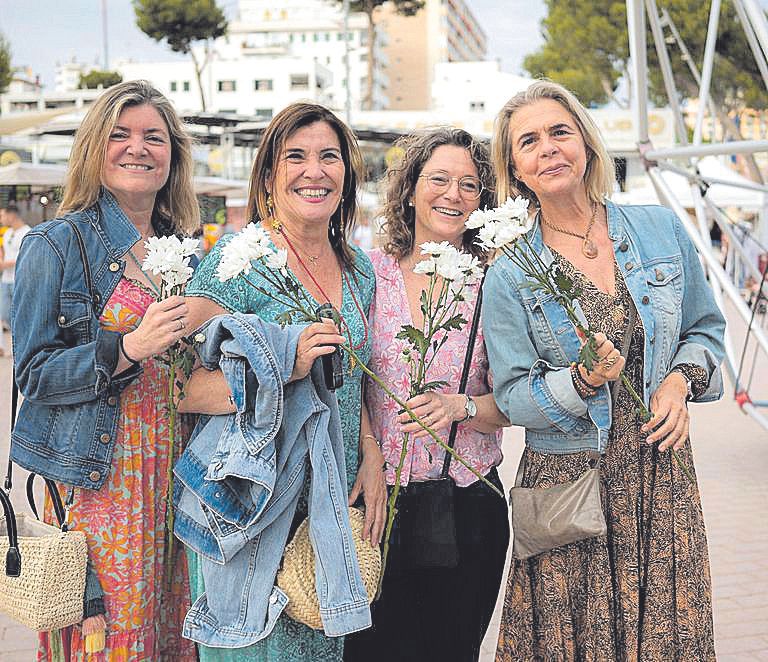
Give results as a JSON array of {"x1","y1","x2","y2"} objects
[{"x1": 458, "y1": 394, "x2": 477, "y2": 423}]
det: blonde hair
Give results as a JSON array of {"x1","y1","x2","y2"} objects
[
  {"x1": 246, "y1": 102, "x2": 364, "y2": 270},
  {"x1": 380, "y1": 127, "x2": 495, "y2": 260},
  {"x1": 59, "y1": 80, "x2": 200, "y2": 236},
  {"x1": 491, "y1": 80, "x2": 615, "y2": 207}
]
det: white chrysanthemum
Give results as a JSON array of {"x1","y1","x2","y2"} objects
[
  {"x1": 217, "y1": 236, "x2": 257, "y2": 281},
  {"x1": 266, "y1": 248, "x2": 289, "y2": 275},
  {"x1": 435, "y1": 249, "x2": 463, "y2": 281},
  {"x1": 419, "y1": 240, "x2": 454, "y2": 257},
  {"x1": 180, "y1": 237, "x2": 200, "y2": 257},
  {"x1": 465, "y1": 207, "x2": 494, "y2": 230},
  {"x1": 413, "y1": 257, "x2": 437, "y2": 275},
  {"x1": 497, "y1": 196, "x2": 530, "y2": 222}
]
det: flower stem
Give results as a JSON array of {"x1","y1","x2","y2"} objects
[{"x1": 165, "y1": 358, "x2": 177, "y2": 591}]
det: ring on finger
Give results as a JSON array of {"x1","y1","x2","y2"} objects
[
  {"x1": 177, "y1": 318, "x2": 186, "y2": 332},
  {"x1": 602, "y1": 355, "x2": 618, "y2": 370}
]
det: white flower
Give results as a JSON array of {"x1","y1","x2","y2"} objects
[
  {"x1": 266, "y1": 248, "x2": 289, "y2": 275},
  {"x1": 465, "y1": 207, "x2": 494, "y2": 230},
  {"x1": 180, "y1": 237, "x2": 200, "y2": 257},
  {"x1": 413, "y1": 257, "x2": 436, "y2": 275},
  {"x1": 496, "y1": 196, "x2": 530, "y2": 223},
  {"x1": 435, "y1": 250, "x2": 463, "y2": 281},
  {"x1": 141, "y1": 235, "x2": 198, "y2": 290},
  {"x1": 419, "y1": 241, "x2": 454, "y2": 257},
  {"x1": 217, "y1": 237, "x2": 257, "y2": 281}
]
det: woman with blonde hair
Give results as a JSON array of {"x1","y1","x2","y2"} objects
[
  {"x1": 484, "y1": 80, "x2": 725, "y2": 660},
  {"x1": 11, "y1": 79, "x2": 199, "y2": 659}
]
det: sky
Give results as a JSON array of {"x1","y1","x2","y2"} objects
[{"x1": 0, "y1": 0, "x2": 546, "y2": 89}]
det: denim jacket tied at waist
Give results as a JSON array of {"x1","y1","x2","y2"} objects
[
  {"x1": 481, "y1": 201, "x2": 726, "y2": 455},
  {"x1": 174, "y1": 313, "x2": 371, "y2": 648}
]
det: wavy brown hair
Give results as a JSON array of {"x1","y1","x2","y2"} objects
[
  {"x1": 492, "y1": 80, "x2": 615, "y2": 208},
  {"x1": 381, "y1": 127, "x2": 495, "y2": 260},
  {"x1": 246, "y1": 103, "x2": 363, "y2": 271},
  {"x1": 58, "y1": 79, "x2": 200, "y2": 235}
]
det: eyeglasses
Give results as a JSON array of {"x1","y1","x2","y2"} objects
[{"x1": 418, "y1": 171, "x2": 484, "y2": 200}]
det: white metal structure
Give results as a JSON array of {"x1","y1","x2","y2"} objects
[{"x1": 626, "y1": 0, "x2": 768, "y2": 429}]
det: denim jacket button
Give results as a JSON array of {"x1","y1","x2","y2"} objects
[
  {"x1": 99, "y1": 433, "x2": 110, "y2": 443},
  {"x1": 107, "y1": 396, "x2": 117, "y2": 406},
  {"x1": 89, "y1": 470, "x2": 101, "y2": 482},
  {"x1": 649, "y1": 336, "x2": 655, "y2": 344},
  {"x1": 625, "y1": 262, "x2": 634, "y2": 271},
  {"x1": 619, "y1": 241, "x2": 629, "y2": 252},
  {"x1": 58, "y1": 315, "x2": 66, "y2": 324},
  {"x1": 269, "y1": 593, "x2": 278, "y2": 604},
  {"x1": 641, "y1": 295, "x2": 650, "y2": 305},
  {"x1": 109, "y1": 262, "x2": 120, "y2": 272},
  {"x1": 655, "y1": 269, "x2": 664, "y2": 281}
]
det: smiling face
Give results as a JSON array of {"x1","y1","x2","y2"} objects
[
  {"x1": 101, "y1": 104, "x2": 172, "y2": 210},
  {"x1": 269, "y1": 120, "x2": 346, "y2": 229},
  {"x1": 412, "y1": 144, "x2": 481, "y2": 248},
  {"x1": 509, "y1": 98, "x2": 589, "y2": 203}
]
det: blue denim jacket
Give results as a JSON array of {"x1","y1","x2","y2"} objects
[
  {"x1": 482, "y1": 201, "x2": 726, "y2": 454},
  {"x1": 174, "y1": 314, "x2": 371, "y2": 648},
  {"x1": 11, "y1": 192, "x2": 144, "y2": 489}
]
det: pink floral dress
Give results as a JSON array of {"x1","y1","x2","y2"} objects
[
  {"x1": 365, "y1": 248, "x2": 502, "y2": 487},
  {"x1": 38, "y1": 277, "x2": 195, "y2": 661}
]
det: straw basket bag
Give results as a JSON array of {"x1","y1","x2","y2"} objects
[
  {"x1": 0, "y1": 481, "x2": 88, "y2": 631},
  {"x1": 277, "y1": 507, "x2": 381, "y2": 630}
]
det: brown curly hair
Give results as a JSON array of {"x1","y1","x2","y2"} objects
[{"x1": 380, "y1": 127, "x2": 495, "y2": 260}]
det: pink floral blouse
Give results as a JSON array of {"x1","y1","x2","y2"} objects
[{"x1": 366, "y1": 248, "x2": 503, "y2": 488}]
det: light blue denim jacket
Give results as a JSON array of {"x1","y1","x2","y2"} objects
[
  {"x1": 11, "y1": 192, "x2": 145, "y2": 489},
  {"x1": 482, "y1": 201, "x2": 726, "y2": 454},
  {"x1": 174, "y1": 314, "x2": 371, "y2": 648}
]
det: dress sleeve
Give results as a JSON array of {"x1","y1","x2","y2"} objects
[{"x1": 186, "y1": 235, "x2": 261, "y2": 314}]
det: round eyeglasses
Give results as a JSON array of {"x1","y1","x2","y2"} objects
[{"x1": 418, "y1": 171, "x2": 484, "y2": 200}]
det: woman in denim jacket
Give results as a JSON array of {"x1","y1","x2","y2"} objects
[
  {"x1": 12, "y1": 80, "x2": 200, "y2": 660},
  {"x1": 485, "y1": 81, "x2": 725, "y2": 661}
]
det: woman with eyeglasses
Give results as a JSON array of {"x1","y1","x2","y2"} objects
[{"x1": 344, "y1": 128, "x2": 509, "y2": 662}]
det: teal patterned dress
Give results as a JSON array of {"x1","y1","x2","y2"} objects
[{"x1": 183, "y1": 235, "x2": 375, "y2": 661}]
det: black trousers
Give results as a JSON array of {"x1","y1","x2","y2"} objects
[{"x1": 344, "y1": 468, "x2": 510, "y2": 662}]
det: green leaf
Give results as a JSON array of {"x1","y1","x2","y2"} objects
[
  {"x1": 441, "y1": 314, "x2": 467, "y2": 332},
  {"x1": 421, "y1": 380, "x2": 449, "y2": 392},
  {"x1": 395, "y1": 325, "x2": 428, "y2": 354}
]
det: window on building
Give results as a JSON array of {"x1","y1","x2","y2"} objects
[
  {"x1": 170, "y1": 81, "x2": 177, "y2": 92},
  {"x1": 325, "y1": 32, "x2": 331, "y2": 41},
  {"x1": 301, "y1": 33, "x2": 307, "y2": 42},
  {"x1": 326, "y1": 56, "x2": 331, "y2": 64},
  {"x1": 280, "y1": 9, "x2": 287, "y2": 19},
  {"x1": 290, "y1": 33, "x2": 295, "y2": 42},
  {"x1": 218, "y1": 109, "x2": 236, "y2": 114},
  {"x1": 255, "y1": 108, "x2": 273, "y2": 120},
  {"x1": 218, "y1": 80, "x2": 237, "y2": 92},
  {"x1": 313, "y1": 33, "x2": 319, "y2": 42},
  {"x1": 254, "y1": 79, "x2": 273, "y2": 91},
  {"x1": 264, "y1": 10, "x2": 271, "y2": 20},
  {"x1": 183, "y1": 81, "x2": 190, "y2": 92},
  {"x1": 290, "y1": 74, "x2": 309, "y2": 90},
  {"x1": 337, "y1": 33, "x2": 343, "y2": 41},
  {"x1": 469, "y1": 101, "x2": 485, "y2": 112}
]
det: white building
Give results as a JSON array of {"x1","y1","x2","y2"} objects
[{"x1": 117, "y1": 0, "x2": 387, "y2": 117}]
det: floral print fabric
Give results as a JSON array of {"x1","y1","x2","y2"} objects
[
  {"x1": 365, "y1": 248, "x2": 502, "y2": 487},
  {"x1": 37, "y1": 277, "x2": 195, "y2": 662},
  {"x1": 496, "y1": 253, "x2": 715, "y2": 662}
]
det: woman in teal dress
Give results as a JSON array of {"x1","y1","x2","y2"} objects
[{"x1": 180, "y1": 103, "x2": 387, "y2": 660}]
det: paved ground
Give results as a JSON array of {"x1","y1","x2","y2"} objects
[{"x1": 1, "y1": 311, "x2": 767, "y2": 660}]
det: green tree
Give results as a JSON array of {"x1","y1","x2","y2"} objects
[
  {"x1": 339, "y1": 0, "x2": 424, "y2": 110},
  {"x1": 78, "y1": 70, "x2": 123, "y2": 89},
  {"x1": 524, "y1": 0, "x2": 768, "y2": 174},
  {"x1": 0, "y1": 34, "x2": 12, "y2": 97},
  {"x1": 134, "y1": 0, "x2": 227, "y2": 111}
]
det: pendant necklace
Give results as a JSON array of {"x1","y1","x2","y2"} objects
[{"x1": 541, "y1": 202, "x2": 600, "y2": 259}]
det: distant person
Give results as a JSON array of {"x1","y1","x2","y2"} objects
[
  {"x1": 11, "y1": 80, "x2": 200, "y2": 659},
  {"x1": 485, "y1": 81, "x2": 725, "y2": 661},
  {"x1": 0, "y1": 204, "x2": 30, "y2": 357}
]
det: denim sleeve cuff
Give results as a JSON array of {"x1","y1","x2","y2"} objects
[
  {"x1": 544, "y1": 366, "x2": 589, "y2": 418},
  {"x1": 95, "y1": 328, "x2": 142, "y2": 392},
  {"x1": 529, "y1": 359, "x2": 586, "y2": 434},
  {"x1": 669, "y1": 342, "x2": 722, "y2": 401}
]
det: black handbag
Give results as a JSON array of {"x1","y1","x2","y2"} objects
[{"x1": 396, "y1": 271, "x2": 487, "y2": 570}]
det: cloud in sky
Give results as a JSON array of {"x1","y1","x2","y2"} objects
[{"x1": 0, "y1": 0, "x2": 545, "y2": 88}]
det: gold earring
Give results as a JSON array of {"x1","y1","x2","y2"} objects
[{"x1": 266, "y1": 194, "x2": 274, "y2": 217}]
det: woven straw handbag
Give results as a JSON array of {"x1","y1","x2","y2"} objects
[
  {"x1": 0, "y1": 478, "x2": 88, "y2": 631},
  {"x1": 277, "y1": 507, "x2": 381, "y2": 630}
]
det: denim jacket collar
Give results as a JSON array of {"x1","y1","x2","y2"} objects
[{"x1": 81, "y1": 189, "x2": 141, "y2": 260}]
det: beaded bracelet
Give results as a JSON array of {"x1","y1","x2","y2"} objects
[{"x1": 570, "y1": 362, "x2": 597, "y2": 398}]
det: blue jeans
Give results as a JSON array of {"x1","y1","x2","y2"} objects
[{"x1": 0, "y1": 282, "x2": 12, "y2": 329}]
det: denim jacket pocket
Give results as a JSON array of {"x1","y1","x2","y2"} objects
[
  {"x1": 645, "y1": 258, "x2": 682, "y2": 315},
  {"x1": 58, "y1": 296, "x2": 93, "y2": 344}
]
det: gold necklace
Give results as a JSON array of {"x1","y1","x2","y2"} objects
[
  {"x1": 270, "y1": 219, "x2": 321, "y2": 263},
  {"x1": 541, "y1": 202, "x2": 600, "y2": 259}
]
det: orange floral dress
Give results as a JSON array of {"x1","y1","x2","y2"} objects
[{"x1": 37, "y1": 278, "x2": 195, "y2": 661}]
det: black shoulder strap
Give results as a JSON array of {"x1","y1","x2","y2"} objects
[{"x1": 440, "y1": 267, "x2": 488, "y2": 479}]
